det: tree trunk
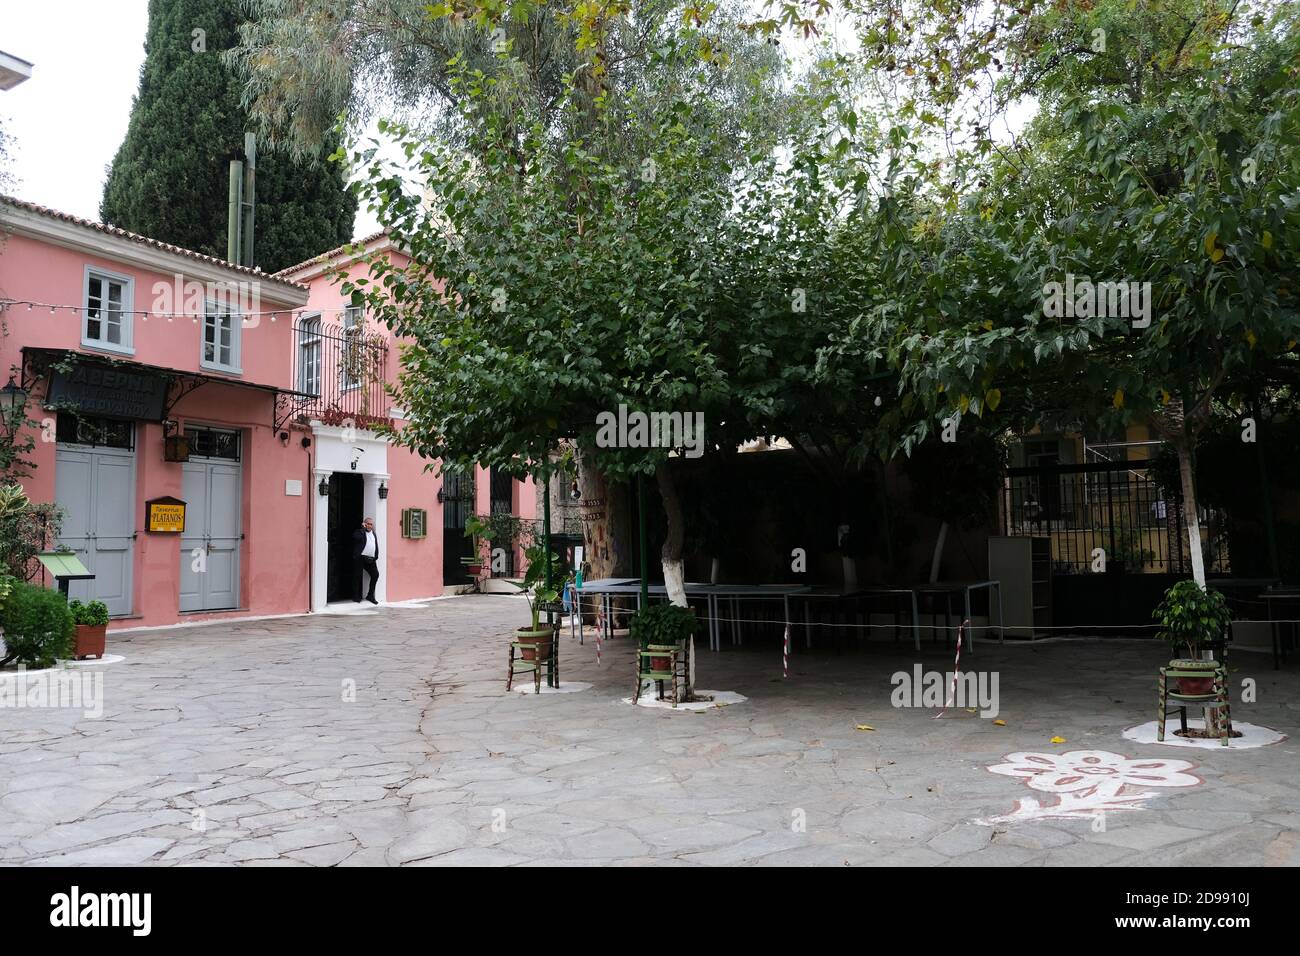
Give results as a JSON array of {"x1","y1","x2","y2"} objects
[
  {"x1": 656, "y1": 460, "x2": 687, "y2": 607},
  {"x1": 1175, "y1": 440, "x2": 1207, "y2": 589},
  {"x1": 577, "y1": 453, "x2": 629, "y2": 581},
  {"x1": 929, "y1": 521, "x2": 949, "y2": 584},
  {"x1": 1176, "y1": 437, "x2": 1219, "y2": 734},
  {"x1": 836, "y1": 489, "x2": 858, "y2": 590}
]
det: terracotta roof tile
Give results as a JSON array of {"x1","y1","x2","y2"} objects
[
  {"x1": 1, "y1": 195, "x2": 310, "y2": 292},
  {"x1": 274, "y1": 230, "x2": 391, "y2": 277}
]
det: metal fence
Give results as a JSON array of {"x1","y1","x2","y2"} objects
[
  {"x1": 291, "y1": 316, "x2": 390, "y2": 428},
  {"x1": 1002, "y1": 459, "x2": 1230, "y2": 574}
]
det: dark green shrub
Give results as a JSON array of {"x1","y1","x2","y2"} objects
[
  {"x1": 0, "y1": 580, "x2": 74, "y2": 668},
  {"x1": 630, "y1": 603, "x2": 696, "y2": 649}
]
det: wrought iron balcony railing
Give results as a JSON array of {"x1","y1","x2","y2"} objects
[{"x1": 289, "y1": 315, "x2": 391, "y2": 429}]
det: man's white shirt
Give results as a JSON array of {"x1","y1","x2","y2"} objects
[{"x1": 361, "y1": 529, "x2": 377, "y2": 558}]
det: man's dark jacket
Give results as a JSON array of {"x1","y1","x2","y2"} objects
[{"x1": 352, "y1": 527, "x2": 379, "y2": 561}]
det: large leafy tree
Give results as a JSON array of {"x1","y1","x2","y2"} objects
[
  {"x1": 833, "y1": 0, "x2": 1300, "y2": 587},
  {"x1": 345, "y1": 69, "x2": 792, "y2": 604},
  {"x1": 231, "y1": 0, "x2": 790, "y2": 579},
  {"x1": 101, "y1": 0, "x2": 355, "y2": 272}
]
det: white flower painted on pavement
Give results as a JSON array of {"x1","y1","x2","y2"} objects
[{"x1": 975, "y1": 749, "x2": 1202, "y2": 826}]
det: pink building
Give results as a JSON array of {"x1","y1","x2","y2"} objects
[
  {"x1": 274, "y1": 233, "x2": 536, "y2": 610},
  {"x1": 0, "y1": 199, "x2": 534, "y2": 629}
]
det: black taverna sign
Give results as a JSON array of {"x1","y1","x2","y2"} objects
[{"x1": 46, "y1": 360, "x2": 168, "y2": 421}]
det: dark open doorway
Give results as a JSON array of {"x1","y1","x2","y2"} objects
[
  {"x1": 327, "y1": 472, "x2": 365, "y2": 602},
  {"x1": 441, "y1": 467, "x2": 475, "y2": 586}
]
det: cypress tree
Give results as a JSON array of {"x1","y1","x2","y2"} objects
[{"x1": 100, "y1": 0, "x2": 355, "y2": 273}]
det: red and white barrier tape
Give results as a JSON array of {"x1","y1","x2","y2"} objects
[
  {"x1": 783, "y1": 624, "x2": 790, "y2": 679},
  {"x1": 932, "y1": 619, "x2": 969, "y2": 720}
]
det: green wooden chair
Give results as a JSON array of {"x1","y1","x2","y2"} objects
[
  {"x1": 633, "y1": 642, "x2": 688, "y2": 707},
  {"x1": 1158, "y1": 663, "x2": 1232, "y2": 746},
  {"x1": 506, "y1": 626, "x2": 559, "y2": 694}
]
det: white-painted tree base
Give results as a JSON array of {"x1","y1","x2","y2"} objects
[
  {"x1": 1122, "y1": 719, "x2": 1286, "y2": 750},
  {"x1": 0, "y1": 665, "x2": 61, "y2": 679},
  {"x1": 510, "y1": 681, "x2": 592, "y2": 695},
  {"x1": 60, "y1": 654, "x2": 126, "y2": 667},
  {"x1": 622, "y1": 689, "x2": 747, "y2": 711},
  {"x1": 3, "y1": 654, "x2": 126, "y2": 678}
]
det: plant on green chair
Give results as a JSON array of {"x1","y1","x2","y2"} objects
[
  {"x1": 514, "y1": 542, "x2": 560, "y2": 631},
  {"x1": 630, "y1": 603, "x2": 696, "y2": 650},
  {"x1": 0, "y1": 580, "x2": 74, "y2": 668},
  {"x1": 1153, "y1": 579, "x2": 1232, "y2": 661}
]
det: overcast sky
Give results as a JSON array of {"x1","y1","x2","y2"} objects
[
  {"x1": 0, "y1": 1, "x2": 384, "y2": 239},
  {"x1": 3, "y1": 2, "x2": 150, "y2": 224},
  {"x1": 2, "y1": 3, "x2": 1017, "y2": 248}
]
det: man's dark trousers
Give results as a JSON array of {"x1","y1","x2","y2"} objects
[{"x1": 352, "y1": 529, "x2": 379, "y2": 602}]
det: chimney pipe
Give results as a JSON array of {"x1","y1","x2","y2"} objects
[
  {"x1": 227, "y1": 159, "x2": 244, "y2": 264},
  {"x1": 241, "y1": 131, "x2": 256, "y2": 268}
]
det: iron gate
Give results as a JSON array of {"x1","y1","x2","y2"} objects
[{"x1": 1003, "y1": 460, "x2": 1229, "y2": 575}]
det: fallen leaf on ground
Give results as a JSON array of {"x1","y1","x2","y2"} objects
[
  {"x1": 855, "y1": 724, "x2": 875, "y2": 732},
  {"x1": 993, "y1": 719, "x2": 1006, "y2": 726},
  {"x1": 1050, "y1": 735, "x2": 1066, "y2": 744}
]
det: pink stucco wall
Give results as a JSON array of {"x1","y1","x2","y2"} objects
[
  {"x1": 285, "y1": 245, "x2": 538, "y2": 598},
  {"x1": 3, "y1": 212, "x2": 542, "y2": 627},
  {"x1": 1, "y1": 219, "x2": 311, "y2": 629},
  {"x1": 0, "y1": 232, "x2": 301, "y2": 389}
]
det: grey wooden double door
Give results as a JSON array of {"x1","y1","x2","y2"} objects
[
  {"x1": 178, "y1": 455, "x2": 242, "y2": 612},
  {"x1": 54, "y1": 442, "x2": 136, "y2": 617}
]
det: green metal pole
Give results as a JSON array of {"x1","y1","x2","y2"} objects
[
  {"x1": 543, "y1": 456, "x2": 553, "y2": 590},
  {"x1": 542, "y1": 453, "x2": 554, "y2": 687},
  {"x1": 638, "y1": 472, "x2": 648, "y2": 606}
]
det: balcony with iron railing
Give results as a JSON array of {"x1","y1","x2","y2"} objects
[{"x1": 289, "y1": 316, "x2": 392, "y2": 430}]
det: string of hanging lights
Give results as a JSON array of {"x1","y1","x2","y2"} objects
[{"x1": 0, "y1": 297, "x2": 370, "y2": 322}]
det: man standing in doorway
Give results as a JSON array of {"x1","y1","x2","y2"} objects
[{"x1": 352, "y1": 517, "x2": 380, "y2": 604}]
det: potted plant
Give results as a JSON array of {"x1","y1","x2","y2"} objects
[
  {"x1": 0, "y1": 580, "x2": 74, "y2": 669},
  {"x1": 1152, "y1": 579, "x2": 1233, "y2": 695},
  {"x1": 630, "y1": 603, "x2": 696, "y2": 672},
  {"x1": 68, "y1": 598, "x2": 109, "y2": 660},
  {"x1": 512, "y1": 542, "x2": 560, "y2": 661},
  {"x1": 461, "y1": 516, "x2": 489, "y2": 576}
]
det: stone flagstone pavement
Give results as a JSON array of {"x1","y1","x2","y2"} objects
[{"x1": 2, "y1": 594, "x2": 1298, "y2": 866}]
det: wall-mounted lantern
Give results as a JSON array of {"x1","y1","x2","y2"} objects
[
  {"x1": 163, "y1": 420, "x2": 190, "y2": 462},
  {"x1": 0, "y1": 376, "x2": 28, "y2": 439},
  {"x1": 318, "y1": 476, "x2": 331, "y2": 497},
  {"x1": 0, "y1": 375, "x2": 28, "y2": 413},
  {"x1": 378, "y1": 482, "x2": 389, "y2": 500}
]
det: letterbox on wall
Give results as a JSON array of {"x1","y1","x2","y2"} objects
[{"x1": 401, "y1": 508, "x2": 428, "y2": 539}]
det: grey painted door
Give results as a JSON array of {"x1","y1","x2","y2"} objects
[
  {"x1": 179, "y1": 458, "x2": 242, "y2": 611},
  {"x1": 54, "y1": 443, "x2": 136, "y2": 617}
]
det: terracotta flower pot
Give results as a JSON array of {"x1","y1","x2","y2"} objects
[
  {"x1": 516, "y1": 626, "x2": 553, "y2": 662},
  {"x1": 1170, "y1": 659, "x2": 1217, "y2": 696},
  {"x1": 649, "y1": 655, "x2": 673, "y2": 672},
  {"x1": 74, "y1": 623, "x2": 107, "y2": 661}
]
